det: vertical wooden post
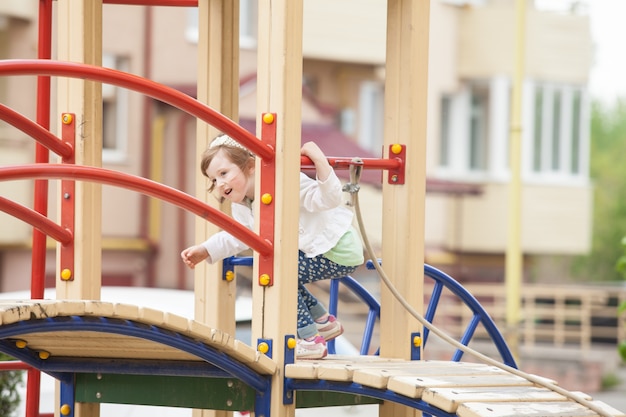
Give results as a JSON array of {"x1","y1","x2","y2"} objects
[
  {"x1": 56, "y1": 1, "x2": 103, "y2": 416},
  {"x1": 255, "y1": 1, "x2": 303, "y2": 417},
  {"x1": 381, "y1": 0, "x2": 430, "y2": 415},
  {"x1": 194, "y1": 5, "x2": 240, "y2": 417}
]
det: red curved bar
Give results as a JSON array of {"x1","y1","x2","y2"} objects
[
  {"x1": 104, "y1": 0, "x2": 198, "y2": 4},
  {"x1": 0, "y1": 60, "x2": 274, "y2": 161},
  {"x1": 0, "y1": 165, "x2": 272, "y2": 256},
  {"x1": 0, "y1": 361, "x2": 34, "y2": 371},
  {"x1": 0, "y1": 196, "x2": 73, "y2": 245},
  {"x1": 301, "y1": 156, "x2": 402, "y2": 171},
  {"x1": 0, "y1": 103, "x2": 73, "y2": 159}
]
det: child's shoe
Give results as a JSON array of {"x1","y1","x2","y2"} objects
[
  {"x1": 315, "y1": 314, "x2": 344, "y2": 341},
  {"x1": 296, "y1": 335, "x2": 327, "y2": 359}
]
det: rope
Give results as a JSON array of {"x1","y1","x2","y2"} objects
[{"x1": 344, "y1": 160, "x2": 615, "y2": 417}]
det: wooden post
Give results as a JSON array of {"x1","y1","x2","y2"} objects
[
  {"x1": 255, "y1": 1, "x2": 303, "y2": 417},
  {"x1": 194, "y1": 3, "x2": 240, "y2": 416},
  {"x1": 380, "y1": 0, "x2": 430, "y2": 415},
  {"x1": 56, "y1": 1, "x2": 103, "y2": 416}
]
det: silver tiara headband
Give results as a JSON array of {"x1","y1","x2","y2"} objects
[{"x1": 210, "y1": 134, "x2": 253, "y2": 155}]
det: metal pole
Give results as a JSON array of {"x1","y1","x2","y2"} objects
[{"x1": 505, "y1": 0, "x2": 526, "y2": 360}]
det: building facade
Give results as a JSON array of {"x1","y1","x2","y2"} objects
[{"x1": 0, "y1": 0, "x2": 592, "y2": 291}]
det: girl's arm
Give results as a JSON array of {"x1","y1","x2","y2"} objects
[{"x1": 301, "y1": 141, "x2": 332, "y2": 182}]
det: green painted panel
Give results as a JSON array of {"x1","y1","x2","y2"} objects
[{"x1": 75, "y1": 374, "x2": 256, "y2": 411}]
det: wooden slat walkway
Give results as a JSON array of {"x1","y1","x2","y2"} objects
[
  {"x1": 0, "y1": 300, "x2": 624, "y2": 417},
  {"x1": 286, "y1": 356, "x2": 625, "y2": 417},
  {"x1": 0, "y1": 299, "x2": 276, "y2": 375}
]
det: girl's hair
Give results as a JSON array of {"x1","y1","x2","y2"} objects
[{"x1": 201, "y1": 135, "x2": 255, "y2": 193}]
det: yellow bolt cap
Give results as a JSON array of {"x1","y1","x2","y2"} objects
[
  {"x1": 262, "y1": 113, "x2": 275, "y2": 124},
  {"x1": 60, "y1": 268, "x2": 72, "y2": 281},
  {"x1": 261, "y1": 193, "x2": 273, "y2": 205},
  {"x1": 15, "y1": 340, "x2": 27, "y2": 349},
  {"x1": 413, "y1": 335, "x2": 422, "y2": 347},
  {"x1": 60, "y1": 404, "x2": 72, "y2": 416},
  {"x1": 287, "y1": 338, "x2": 296, "y2": 349},
  {"x1": 257, "y1": 342, "x2": 269, "y2": 354},
  {"x1": 259, "y1": 274, "x2": 271, "y2": 286},
  {"x1": 391, "y1": 144, "x2": 403, "y2": 155},
  {"x1": 39, "y1": 350, "x2": 50, "y2": 360},
  {"x1": 225, "y1": 270, "x2": 235, "y2": 282}
]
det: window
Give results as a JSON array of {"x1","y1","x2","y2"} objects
[
  {"x1": 437, "y1": 78, "x2": 587, "y2": 183},
  {"x1": 186, "y1": 1, "x2": 257, "y2": 48},
  {"x1": 102, "y1": 54, "x2": 129, "y2": 162},
  {"x1": 357, "y1": 81, "x2": 385, "y2": 154},
  {"x1": 530, "y1": 82, "x2": 586, "y2": 180},
  {"x1": 469, "y1": 84, "x2": 489, "y2": 171},
  {"x1": 439, "y1": 96, "x2": 451, "y2": 167}
]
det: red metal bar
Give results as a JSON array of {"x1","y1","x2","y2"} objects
[
  {"x1": 59, "y1": 115, "x2": 76, "y2": 282},
  {"x1": 0, "y1": 196, "x2": 72, "y2": 244},
  {"x1": 258, "y1": 114, "x2": 277, "y2": 286},
  {"x1": 0, "y1": 165, "x2": 273, "y2": 257},
  {"x1": 0, "y1": 361, "x2": 34, "y2": 371},
  {"x1": 0, "y1": 60, "x2": 275, "y2": 162},
  {"x1": 104, "y1": 0, "x2": 198, "y2": 4},
  {"x1": 301, "y1": 155, "x2": 403, "y2": 171},
  {"x1": 0, "y1": 104, "x2": 73, "y2": 159},
  {"x1": 29, "y1": 2, "x2": 54, "y2": 415}
]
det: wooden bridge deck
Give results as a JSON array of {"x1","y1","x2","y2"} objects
[
  {"x1": 0, "y1": 299, "x2": 624, "y2": 417},
  {"x1": 286, "y1": 356, "x2": 625, "y2": 416}
]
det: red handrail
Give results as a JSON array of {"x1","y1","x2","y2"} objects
[
  {"x1": 0, "y1": 104, "x2": 73, "y2": 159},
  {"x1": 0, "y1": 165, "x2": 273, "y2": 256},
  {"x1": 0, "y1": 196, "x2": 72, "y2": 245},
  {"x1": 0, "y1": 59, "x2": 274, "y2": 161}
]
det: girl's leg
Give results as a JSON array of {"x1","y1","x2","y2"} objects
[{"x1": 297, "y1": 251, "x2": 357, "y2": 337}]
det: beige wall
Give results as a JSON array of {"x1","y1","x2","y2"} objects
[
  {"x1": 303, "y1": 0, "x2": 386, "y2": 65},
  {"x1": 441, "y1": 182, "x2": 593, "y2": 255},
  {"x1": 458, "y1": 3, "x2": 591, "y2": 83}
]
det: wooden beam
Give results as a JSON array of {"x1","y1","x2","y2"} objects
[
  {"x1": 255, "y1": 1, "x2": 303, "y2": 417},
  {"x1": 194, "y1": 3, "x2": 240, "y2": 417},
  {"x1": 381, "y1": 0, "x2": 430, "y2": 414}
]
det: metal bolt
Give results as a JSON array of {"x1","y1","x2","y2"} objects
[{"x1": 64, "y1": 193, "x2": 71, "y2": 199}]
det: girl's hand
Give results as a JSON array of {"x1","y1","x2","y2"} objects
[
  {"x1": 301, "y1": 141, "x2": 332, "y2": 181},
  {"x1": 180, "y1": 245, "x2": 210, "y2": 269}
]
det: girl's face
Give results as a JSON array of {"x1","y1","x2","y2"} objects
[{"x1": 206, "y1": 149, "x2": 255, "y2": 204}]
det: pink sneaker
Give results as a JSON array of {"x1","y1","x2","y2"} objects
[
  {"x1": 315, "y1": 315, "x2": 344, "y2": 341},
  {"x1": 296, "y1": 336, "x2": 327, "y2": 359}
]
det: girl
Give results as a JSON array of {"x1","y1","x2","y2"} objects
[{"x1": 181, "y1": 134, "x2": 364, "y2": 359}]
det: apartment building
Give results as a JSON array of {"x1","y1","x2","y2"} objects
[{"x1": 0, "y1": 0, "x2": 592, "y2": 291}]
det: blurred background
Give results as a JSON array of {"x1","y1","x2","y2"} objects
[{"x1": 1, "y1": 0, "x2": 626, "y2": 401}]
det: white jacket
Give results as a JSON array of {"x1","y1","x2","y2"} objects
[{"x1": 201, "y1": 172, "x2": 354, "y2": 263}]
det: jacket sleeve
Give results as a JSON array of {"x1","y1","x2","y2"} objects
[
  {"x1": 299, "y1": 171, "x2": 344, "y2": 212},
  {"x1": 199, "y1": 203, "x2": 253, "y2": 264}
]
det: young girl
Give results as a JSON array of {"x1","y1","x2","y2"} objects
[{"x1": 181, "y1": 134, "x2": 364, "y2": 359}]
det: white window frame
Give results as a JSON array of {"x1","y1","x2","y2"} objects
[
  {"x1": 524, "y1": 81, "x2": 589, "y2": 184},
  {"x1": 357, "y1": 80, "x2": 385, "y2": 154},
  {"x1": 437, "y1": 77, "x2": 589, "y2": 186}
]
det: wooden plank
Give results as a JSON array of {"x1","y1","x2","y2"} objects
[
  {"x1": 457, "y1": 400, "x2": 626, "y2": 417},
  {"x1": 352, "y1": 362, "x2": 508, "y2": 389},
  {"x1": 424, "y1": 386, "x2": 587, "y2": 413},
  {"x1": 387, "y1": 373, "x2": 535, "y2": 398},
  {"x1": 285, "y1": 355, "x2": 404, "y2": 379}
]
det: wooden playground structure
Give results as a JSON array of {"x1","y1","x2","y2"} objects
[{"x1": 0, "y1": 1, "x2": 624, "y2": 417}]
